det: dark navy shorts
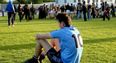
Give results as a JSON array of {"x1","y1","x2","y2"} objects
[{"x1": 47, "y1": 48, "x2": 63, "y2": 63}]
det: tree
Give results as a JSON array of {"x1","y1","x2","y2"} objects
[
  {"x1": 17, "y1": 0, "x2": 54, "y2": 4},
  {"x1": 0, "y1": 0, "x2": 3, "y2": 3},
  {"x1": 17, "y1": 0, "x2": 26, "y2": 4},
  {"x1": 17, "y1": 0, "x2": 42, "y2": 4},
  {"x1": 43, "y1": 0, "x2": 54, "y2": 2},
  {"x1": 32, "y1": 0, "x2": 43, "y2": 4}
]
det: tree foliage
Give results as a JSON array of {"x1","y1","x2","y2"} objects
[
  {"x1": 32, "y1": 0, "x2": 43, "y2": 4},
  {"x1": 17, "y1": 0, "x2": 54, "y2": 4},
  {"x1": 43, "y1": 0, "x2": 54, "y2": 2},
  {"x1": 0, "y1": 0, "x2": 3, "y2": 3},
  {"x1": 17, "y1": 0, "x2": 27, "y2": 4}
]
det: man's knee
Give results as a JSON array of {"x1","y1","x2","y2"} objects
[
  {"x1": 36, "y1": 39, "x2": 44, "y2": 45},
  {"x1": 35, "y1": 34, "x2": 51, "y2": 53}
]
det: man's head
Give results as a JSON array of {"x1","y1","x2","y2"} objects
[{"x1": 56, "y1": 13, "x2": 71, "y2": 28}]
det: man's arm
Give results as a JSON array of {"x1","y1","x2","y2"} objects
[{"x1": 36, "y1": 33, "x2": 52, "y2": 40}]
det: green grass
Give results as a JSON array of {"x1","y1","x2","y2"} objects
[{"x1": 0, "y1": 16, "x2": 116, "y2": 63}]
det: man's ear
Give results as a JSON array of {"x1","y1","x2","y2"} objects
[
  {"x1": 60, "y1": 22, "x2": 65, "y2": 27},
  {"x1": 62, "y1": 22, "x2": 65, "y2": 26}
]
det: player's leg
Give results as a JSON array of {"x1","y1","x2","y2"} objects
[
  {"x1": 11, "y1": 13, "x2": 15, "y2": 26},
  {"x1": 103, "y1": 13, "x2": 105, "y2": 21},
  {"x1": 25, "y1": 39, "x2": 52, "y2": 63},
  {"x1": 19, "y1": 12, "x2": 22, "y2": 22},
  {"x1": 77, "y1": 11, "x2": 80, "y2": 19},
  {"x1": 36, "y1": 39, "x2": 52, "y2": 63},
  {"x1": 106, "y1": 14, "x2": 110, "y2": 21},
  {"x1": 21, "y1": 12, "x2": 24, "y2": 20},
  {"x1": 83, "y1": 12, "x2": 87, "y2": 21},
  {"x1": 46, "y1": 39, "x2": 63, "y2": 63},
  {"x1": 39, "y1": 39, "x2": 61, "y2": 62},
  {"x1": 8, "y1": 12, "x2": 11, "y2": 26},
  {"x1": 49, "y1": 39, "x2": 60, "y2": 52},
  {"x1": 39, "y1": 39, "x2": 61, "y2": 63},
  {"x1": 35, "y1": 39, "x2": 52, "y2": 57}
]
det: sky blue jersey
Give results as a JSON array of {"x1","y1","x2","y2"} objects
[{"x1": 50, "y1": 26, "x2": 83, "y2": 63}]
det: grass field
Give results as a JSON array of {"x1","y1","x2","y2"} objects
[{"x1": 0, "y1": 16, "x2": 116, "y2": 63}]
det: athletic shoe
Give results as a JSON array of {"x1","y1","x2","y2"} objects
[
  {"x1": 39, "y1": 53, "x2": 45, "y2": 63},
  {"x1": 24, "y1": 57, "x2": 38, "y2": 63}
]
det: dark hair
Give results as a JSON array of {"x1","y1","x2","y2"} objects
[
  {"x1": 56, "y1": 13, "x2": 71, "y2": 27},
  {"x1": 83, "y1": 1, "x2": 85, "y2": 4}
]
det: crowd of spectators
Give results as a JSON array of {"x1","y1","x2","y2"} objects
[{"x1": 3, "y1": 1, "x2": 116, "y2": 26}]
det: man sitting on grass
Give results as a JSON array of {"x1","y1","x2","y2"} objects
[{"x1": 25, "y1": 13, "x2": 83, "y2": 63}]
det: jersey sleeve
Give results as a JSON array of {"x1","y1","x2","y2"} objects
[{"x1": 50, "y1": 30, "x2": 61, "y2": 38}]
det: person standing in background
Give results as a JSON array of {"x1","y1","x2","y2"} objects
[
  {"x1": 22, "y1": 4, "x2": 30, "y2": 20},
  {"x1": 25, "y1": 5, "x2": 30, "y2": 20},
  {"x1": 77, "y1": 3, "x2": 82, "y2": 19},
  {"x1": 18, "y1": 4, "x2": 23, "y2": 22},
  {"x1": 101, "y1": 2, "x2": 105, "y2": 19},
  {"x1": 91, "y1": 3, "x2": 96, "y2": 18},
  {"x1": 30, "y1": 5, "x2": 35, "y2": 19},
  {"x1": 60, "y1": 5, "x2": 66, "y2": 13},
  {"x1": 87, "y1": 4, "x2": 91, "y2": 20},
  {"x1": 13, "y1": 5, "x2": 17, "y2": 22},
  {"x1": 6, "y1": 1, "x2": 15, "y2": 27},
  {"x1": 82, "y1": 1, "x2": 87, "y2": 21},
  {"x1": 111, "y1": 3, "x2": 115, "y2": 17},
  {"x1": 103, "y1": 2, "x2": 110, "y2": 21}
]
